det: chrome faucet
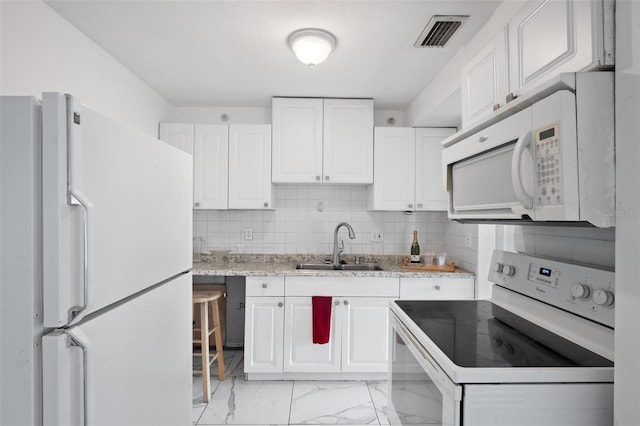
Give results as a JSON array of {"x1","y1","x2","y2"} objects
[{"x1": 332, "y1": 222, "x2": 356, "y2": 264}]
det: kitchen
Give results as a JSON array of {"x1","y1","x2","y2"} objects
[{"x1": 0, "y1": 1, "x2": 638, "y2": 426}]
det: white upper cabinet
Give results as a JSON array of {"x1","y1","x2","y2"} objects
[
  {"x1": 272, "y1": 98, "x2": 323, "y2": 183},
  {"x1": 194, "y1": 125, "x2": 228, "y2": 210},
  {"x1": 508, "y1": 0, "x2": 614, "y2": 99},
  {"x1": 160, "y1": 123, "x2": 272, "y2": 210},
  {"x1": 160, "y1": 123, "x2": 225, "y2": 210},
  {"x1": 369, "y1": 127, "x2": 454, "y2": 211},
  {"x1": 369, "y1": 127, "x2": 415, "y2": 211},
  {"x1": 228, "y1": 124, "x2": 273, "y2": 209},
  {"x1": 272, "y1": 97, "x2": 374, "y2": 184},
  {"x1": 459, "y1": 0, "x2": 613, "y2": 129},
  {"x1": 415, "y1": 127, "x2": 455, "y2": 211},
  {"x1": 322, "y1": 99, "x2": 374, "y2": 184},
  {"x1": 461, "y1": 28, "x2": 508, "y2": 126}
]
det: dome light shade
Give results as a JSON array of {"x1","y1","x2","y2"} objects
[{"x1": 287, "y1": 29, "x2": 336, "y2": 68}]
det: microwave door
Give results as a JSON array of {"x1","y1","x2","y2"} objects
[{"x1": 450, "y1": 135, "x2": 535, "y2": 219}]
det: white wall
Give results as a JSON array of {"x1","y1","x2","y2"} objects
[
  {"x1": 194, "y1": 185, "x2": 451, "y2": 260},
  {"x1": 614, "y1": 1, "x2": 640, "y2": 424},
  {"x1": 0, "y1": 1, "x2": 172, "y2": 136},
  {"x1": 513, "y1": 226, "x2": 615, "y2": 268}
]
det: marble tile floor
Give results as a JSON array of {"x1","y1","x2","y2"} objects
[{"x1": 192, "y1": 350, "x2": 392, "y2": 426}]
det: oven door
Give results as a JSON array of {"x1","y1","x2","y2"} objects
[{"x1": 389, "y1": 313, "x2": 462, "y2": 426}]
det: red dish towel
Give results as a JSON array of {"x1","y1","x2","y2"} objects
[{"x1": 312, "y1": 296, "x2": 332, "y2": 344}]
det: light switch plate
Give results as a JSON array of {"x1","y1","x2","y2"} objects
[
  {"x1": 464, "y1": 227, "x2": 472, "y2": 248},
  {"x1": 244, "y1": 228, "x2": 253, "y2": 241}
]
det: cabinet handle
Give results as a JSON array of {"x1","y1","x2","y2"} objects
[
  {"x1": 262, "y1": 283, "x2": 267, "y2": 288},
  {"x1": 492, "y1": 103, "x2": 501, "y2": 111},
  {"x1": 479, "y1": 134, "x2": 489, "y2": 142},
  {"x1": 343, "y1": 300, "x2": 349, "y2": 305},
  {"x1": 335, "y1": 300, "x2": 340, "y2": 306},
  {"x1": 278, "y1": 302, "x2": 283, "y2": 308},
  {"x1": 194, "y1": 202, "x2": 200, "y2": 207},
  {"x1": 408, "y1": 204, "x2": 414, "y2": 209},
  {"x1": 325, "y1": 176, "x2": 330, "y2": 181},
  {"x1": 263, "y1": 202, "x2": 269, "y2": 208},
  {"x1": 435, "y1": 285, "x2": 441, "y2": 291},
  {"x1": 505, "y1": 92, "x2": 517, "y2": 103},
  {"x1": 316, "y1": 176, "x2": 321, "y2": 181},
  {"x1": 417, "y1": 203, "x2": 423, "y2": 208}
]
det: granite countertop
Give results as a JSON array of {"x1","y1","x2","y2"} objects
[{"x1": 192, "y1": 253, "x2": 475, "y2": 279}]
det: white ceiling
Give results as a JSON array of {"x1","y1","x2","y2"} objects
[{"x1": 45, "y1": 0, "x2": 501, "y2": 110}]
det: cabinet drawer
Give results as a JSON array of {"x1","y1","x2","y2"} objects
[
  {"x1": 285, "y1": 276, "x2": 399, "y2": 297},
  {"x1": 246, "y1": 276, "x2": 285, "y2": 296},
  {"x1": 400, "y1": 278, "x2": 475, "y2": 300}
]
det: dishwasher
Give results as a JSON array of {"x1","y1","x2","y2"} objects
[{"x1": 192, "y1": 275, "x2": 246, "y2": 348}]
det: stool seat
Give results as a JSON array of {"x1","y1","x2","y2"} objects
[{"x1": 193, "y1": 290, "x2": 225, "y2": 403}]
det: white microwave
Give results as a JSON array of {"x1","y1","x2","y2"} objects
[{"x1": 442, "y1": 72, "x2": 614, "y2": 227}]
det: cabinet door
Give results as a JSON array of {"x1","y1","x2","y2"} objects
[
  {"x1": 341, "y1": 297, "x2": 393, "y2": 373},
  {"x1": 414, "y1": 128, "x2": 456, "y2": 211},
  {"x1": 461, "y1": 28, "x2": 508, "y2": 126},
  {"x1": 323, "y1": 99, "x2": 374, "y2": 184},
  {"x1": 228, "y1": 124, "x2": 272, "y2": 209},
  {"x1": 244, "y1": 296, "x2": 284, "y2": 373},
  {"x1": 400, "y1": 278, "x2": 475, "y2": 300},
  {"x1": 159, "y1": 123, "x2": 194, "y2": 154},
  {"x1": 283, "y1": 297, "x2": 340, "y2": 373},
  {"x1": 272, "y1": 98, "x2": 323, "y2": 183},
  {"x1": 369, "y1": 127, "x2": 415, "y2": 211},
  {"x1": 508, "y1": 0, "x2": 606, "y2": 98},
  {"x1": 193, "y1": 125, "x2": 228, "y2": 209}
]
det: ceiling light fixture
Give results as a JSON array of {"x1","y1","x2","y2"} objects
[{"x1": 287, "y1": 28, "x2": 336, "y2": 68}]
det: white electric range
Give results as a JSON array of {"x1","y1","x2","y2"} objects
[{"x1": 388, "y1": 250, "x2": 614, "y2": 426}]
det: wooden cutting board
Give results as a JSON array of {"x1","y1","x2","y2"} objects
[{"x1": 401, "y1": 258, "x2": 456, "y2": 272}]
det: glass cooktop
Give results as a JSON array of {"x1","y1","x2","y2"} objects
[{"x1": 395, "y1": 300, "x2": 613, "y2": 368}]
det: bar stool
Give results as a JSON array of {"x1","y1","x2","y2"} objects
[{"x1": 192, "y1": 290, "x2": 225, "y2": 403}]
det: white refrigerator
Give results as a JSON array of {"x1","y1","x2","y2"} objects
[{"x1": 1, "y1": 93, "x2": 193, "y2": 425}]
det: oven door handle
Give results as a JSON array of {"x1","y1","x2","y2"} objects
[{"x1": 392, "y1": 314, "x2": 462, "y2": 402}]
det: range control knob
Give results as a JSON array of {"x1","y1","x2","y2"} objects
[
  {"x1": 593, "y1": 289, "x2": 615, "y2": 307},
  {"x1": 503, "y1": 265, "x2": 515, "y2": 276},
  {"x1": 570, "y1": 283, "x2": 591, "y2": 300},
  {"x1": 493, "y1": 262, "x2": 504, "y2": 273}
]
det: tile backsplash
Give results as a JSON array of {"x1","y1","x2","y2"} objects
[{"x1": 193, "y1": 185, "x2": 452, "y2": 260}]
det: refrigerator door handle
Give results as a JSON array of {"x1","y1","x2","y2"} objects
[
  {"x1": 67, "y1": 191, "x2": 93, "y2": 324},
  {"x1": 43, "y1": 330, "x2": 89, "y2": 426},
  {"x1": 68, "y1": 333, "x2": 89, "y2": 426}
]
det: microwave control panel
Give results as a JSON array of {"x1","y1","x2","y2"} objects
[{"x1": 534, "y1": 122, "x2": 563, "y2": 206}]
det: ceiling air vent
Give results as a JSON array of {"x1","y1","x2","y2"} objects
[{"x1": 414, "y1": 15, "x2": 469, "y2": 48}]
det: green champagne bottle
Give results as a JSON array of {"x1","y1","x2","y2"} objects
[{"x1": 410, "y1": 230, "x2": 420, "y2": 263}]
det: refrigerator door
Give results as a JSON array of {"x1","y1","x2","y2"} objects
[
  {"x1": 42, "y1": 93, "x2": 192, "y2": 327},
  {"x1": 42, "y1": 273, "x2": 192, "y2": 426}
]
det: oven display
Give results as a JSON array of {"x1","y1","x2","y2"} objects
[
  {"x1": 539, "y1": 267, "x2": 552, "y2": 277},
  {"x1": 528, "y1": 263, "x2": 559, "y2": 287}
]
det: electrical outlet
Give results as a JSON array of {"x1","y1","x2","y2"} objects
[
  {"x1": 464, "y1": 228, "x2": 472, "y2": 248},
  {"x1": 244, "y1": 227, "x2": 253, "y2": 241},
  {"x1": 371, "y1": 232, "x2": 384, "y2": 243}
]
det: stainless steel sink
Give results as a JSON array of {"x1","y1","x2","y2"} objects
[{"x1": 295, "y1": 263, "x2": 384, "y2": 271}]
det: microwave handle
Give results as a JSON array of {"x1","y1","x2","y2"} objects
[{"x1": 511, "y1": 131, "x2": 534, "y2": 209}]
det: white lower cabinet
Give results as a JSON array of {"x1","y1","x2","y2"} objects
[
  {"x1": 341, "y1": 297, "x2": 394, "y2": 373},
  {"x1": 244, "y1": 296, "x2": 284, "y2": 373},
  {"x1": 282, "y1": 296, "x2": 393, "y2": 374},
  {"x1": 283, "y1": 296, "x2": 341, "y2": 373},
  {"x1": 244, "y1": 277, "x2": 285, "y2": 373}
]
